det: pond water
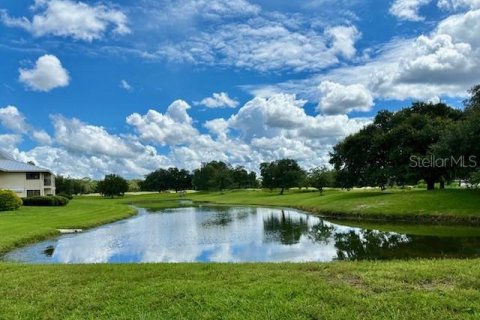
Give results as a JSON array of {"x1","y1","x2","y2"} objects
[{"x1": 3, "y1": 206, "x2": 480, "y2": 263}]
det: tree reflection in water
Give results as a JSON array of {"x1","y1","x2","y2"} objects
[
  {"x1": 334, "y1": 230, "x2": 409, "y2": 260},
  {"x1": 333, "y1": 230, "x2": 480, "y2": 260},
  {"x1": 307, "y1": 221, "x2": 335, "y2": 245},
  {"x1": 263, "y1": 210, "x2": 310, "y2": 245},
  {"x1": 202, "y1": 207, "x2": 255, "y2": 227}
]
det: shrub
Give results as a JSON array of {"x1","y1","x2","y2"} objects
[
  {"x1": 0, "y1": 190, "x2": 23, "y2": 211},
  {"x1": 22, "y1": 196, "x2": 69, "y2": 207},
  {"x1": 57, "y1": 192, "x2": 73, "y2": 200}
]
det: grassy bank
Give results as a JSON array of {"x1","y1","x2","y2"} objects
[
  {"x1": 1, "y1": 190, "x2": 480, "y2": 318},
  {"x1": 129, "y1": 188, "x2": 480, "y2": 224},
  {"x1": 0, "y1": 197, "x2": 136, "y2": 255},
  {"x1": 2, "y1": 188, "x2": 480, "y2": 255},
  {"x1": 0, "y1": 260, "x2": 479, "y2": 319}
]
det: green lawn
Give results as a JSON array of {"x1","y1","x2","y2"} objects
[
  {"x1": 1, "y1": 189, "x2": 480, "y2": 319},
  {"x1": 0, "y1": 197, "x2": 136, "y2": 255},
  {"x1": 0, "y1": 260, "x2": 479, "y2": 319},
  {"x1": 130, "y1": 188, "x2": 480, "y2": 223}
]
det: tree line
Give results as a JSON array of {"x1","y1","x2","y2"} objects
[
  {"x1": 57, "y1": 160, "x2": 337, "y2": 197},
  {"x1": 58, "y1": 84, "x2": 480, "y2": 197},
  {"x1": 331, "y1": 85, "x2": 480, "y2": 190}
]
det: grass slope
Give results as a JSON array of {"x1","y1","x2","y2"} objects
[
  {"x1": 1, "y1": 190, "x2": 480, "y2": 319},
  {"x1": 1, "y1": 189, "x2": 480, "y2": 255},
  {"x1": 0, "y1": 197, "x2": 136, "y2": 255},
  {"x1": 0, "y1": 260, "x2": 479, "y2": 319},
  {"x1": 129, "y1": 189, "x2": 480, "y2": 223}
]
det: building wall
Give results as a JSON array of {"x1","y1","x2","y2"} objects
[{"x1": 0, "y1": 172, "x2": 56, "y2": 197}]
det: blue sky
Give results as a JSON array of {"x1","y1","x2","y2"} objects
[{"x1": 0, "y1": 0, "x2": 479, "y2": 178}]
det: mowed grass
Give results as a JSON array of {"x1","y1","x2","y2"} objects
[
  {"x1": 0, "y1": 197, "x2": 136, "y2": 255},
  {"x1": 1, "y1": 190, "x2": 480, "y2": 319},
  {"x1": 0, "y1": 260, "x2": 479, "y2": 319},
  {"x1": 130, "y1": 188, "x2": 480, "y2": 223}
]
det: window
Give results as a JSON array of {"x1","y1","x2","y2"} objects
[
  {"x1": 27, "y1": 190, "x2": 41, "y2": 197},
  {"x1": 26, "y1": 172, "x2": 40, "y2": 180}
]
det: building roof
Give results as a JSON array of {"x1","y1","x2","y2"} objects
[{"x1": 0, "y1": 150, "x2": 51, "y2": 173}]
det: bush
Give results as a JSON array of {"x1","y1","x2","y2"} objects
[
  {"x1": 57, "y1": 192, "x2": 73, "y2": 200},
  {"x1": 0, "y1": 190, "x2": 23, "y2": 211},
  {"x1": 22, "y1": 196, "x2": 69, "y2": 207}
]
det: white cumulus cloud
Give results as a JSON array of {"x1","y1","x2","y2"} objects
[
  {"x1": 0, "y1": 105, "x2": 53, "y2": 146},
  {"x1": 194, "y1": 92, "x2": 239, "y2": 108},
  {"x1": 0, "y1": 106, "x2": 29, "y2": 133},
  {"x1": 51, "y1": 115, "x2": 139, "y2": 158},
  {"x1": 325, "y1": 25, "x2": 361, "y2": 59},
  {"x1": 127, "y1": 100, "x2": 198, "y2": 146},
  {"x1": 1, "y1": 0, "x2": 130, "y2": 41},
  {"x1": 0, "y1": 134, "x2": 23, "y2": 152},
  {"x1": 318, "y1": 81, "x2": 374, "y2": 115},
  {"x1": 389, "y1": 0, "x2": 431, "y2": 21},
  {"x1": 438, "y1": 0, "x2": 480, "y2": 10},
  {"x1": 19, "y1": 55, "x2": 70, "y2": 92},
  {"x1": 254, "y1": 8, "x2": 480, "y2": 104}
]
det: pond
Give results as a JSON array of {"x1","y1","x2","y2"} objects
[{"x1": 3, "y1": 206, "x2": 480, "y2": 263}]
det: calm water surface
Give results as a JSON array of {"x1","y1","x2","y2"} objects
[{"x1": 3, "y1": 206, "x2": 480, "y2": 263}]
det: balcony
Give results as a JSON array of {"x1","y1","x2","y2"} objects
[{"x1": 44, "y1": 178, "x2": 52, "y2": 186}]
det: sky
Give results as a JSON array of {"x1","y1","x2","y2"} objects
[{"x1": 0, "y1": 0, "x2": 479, "y2": 179}]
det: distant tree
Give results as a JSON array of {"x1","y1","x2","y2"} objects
[
  {"x1": 191, "y1": 162, "x2": 258, "y2": 191},
  {"x1": 55, "y1": 175, "x2": 72, "y2": 195},
  {"x1": 97, "y1": 174, "x2": 129, "y2": 198},
  {"x1": 211, "y1": 162, "x2": 234, "y2": 190},
  {"x1": 465, "y1": 84, "x2": 480, "y2": 110},
  {"x1": 192, "y1": 161, "x2": 234, "y2": 191},
  {"x1": 470, "y1": 169, "x2": 480, "y2": 188},
  {"x1": 141, "y1": 168, "x2": 192, "y2": 192},
  {"x1": 55, "y1": 176, "x2": 92, "y2": 195},
  {"x1": 232, "y1": 166, "x2": 258, "y2": 189},
  {"x1": 434, "y1": 85, "x2": 480, "y2": 181},
  {"x1": 128, "y1": 179, "x2": 142, "y2": 192},
  {"x1": 331, "y1": 102, "x2": 462, "y2": 190},
  {"x1": 248, "y1": 172, "x2": 260, "y2": 189},
  {"x1": 192, "y1": 164, "x2": 214, "y2": 190},
  {"x1": 260, "y1": 159, "x2": 305, "y2": 195},
  {"x1": 167, "y1": 168, "x2": 192, "y2": 192},
  {"x1": 140, "y1": 169, "x2": 171, "y2": 192},
  {"x1": 260, "y1": 162, "x2": 276, "y2": 191},
  {"x1": 308, "y1": 166, "x2": 333, "y2": 194}
]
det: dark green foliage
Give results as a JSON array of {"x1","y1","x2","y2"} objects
[
  {"x1": 168, "y1": 168, "x2": 193, "y2": 192},
  {"x1": 308, "y1": 166, "x2": 335, "y2": 194},
  {"x1": 55, "y1": 176, "x2": 96, "y2": 195},
  {"x1": 260, "y1": 159, "x2": 306, "y2": 194},
  {"x1": 140, "y1": 169, "x2": 171, "y2": 192},
  {"x1": 470, "y1": 169, "x2": 480, "y2": 188},
  {"x1": 140, "y1": 168, "x2": 192, "y2": 192},
  {"x1": 434, "y1": 85, "x2": 480, "y2": 181},
  {"x1": 0, "y1": 190, "x2": 22, "y2": 211},
  {"x1": 331, "y1": 102, "x2": 463, "y2": 190},
  {"x1": 22, "y1": 196, "x2": 69, "y2": 207},
  {"x1": 464, "y1": 84, "x2": 480, "y2": 111},
  {"x1": 231, "y1": 166, "x2": 259, "y2": 189},
  {"x1": 57, "y1": 192, "x2": 73, "y2": 200},
  {"x1": 192, "y1": 162, "x2": 257, "y2": 191},
  {"x1": 96, "y1": 174, "x2": 129, "y2": 198}
]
